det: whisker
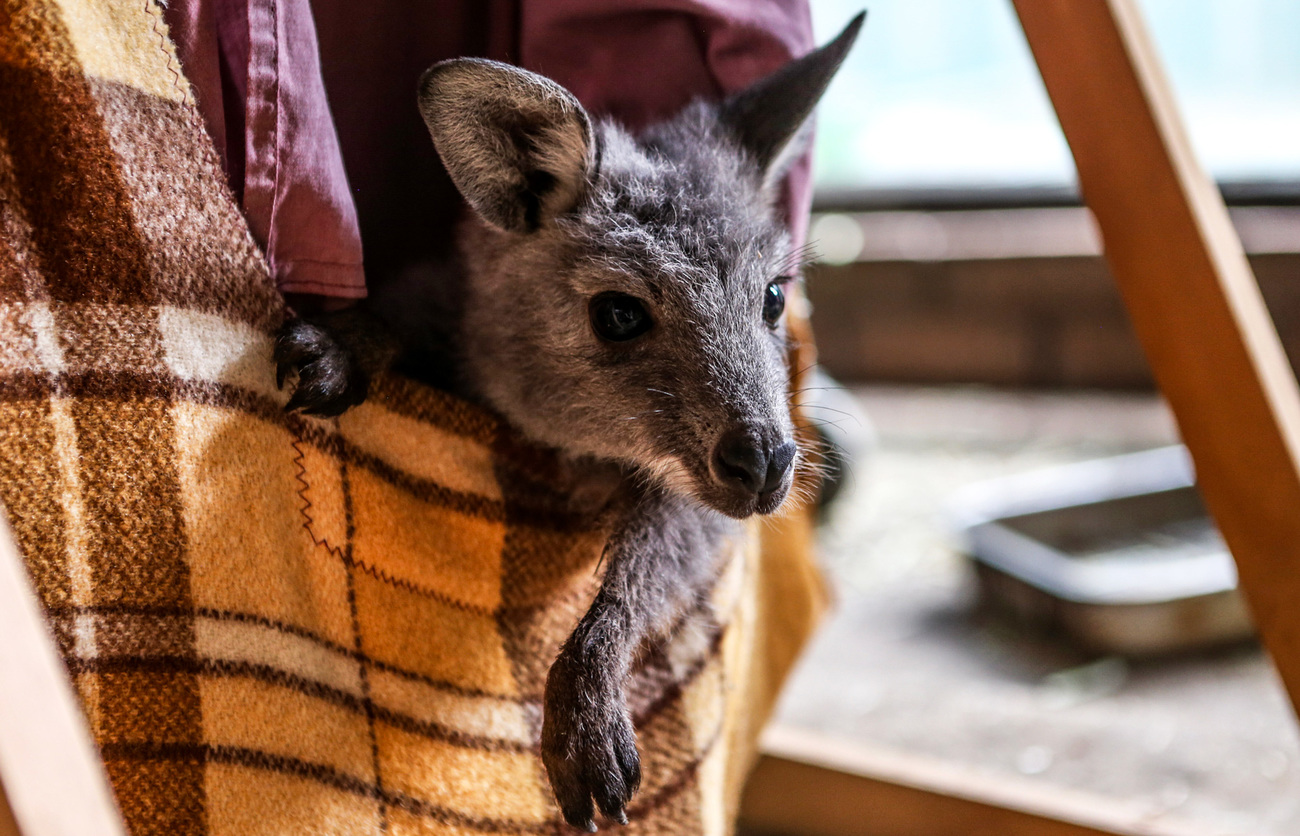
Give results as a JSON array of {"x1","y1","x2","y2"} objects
[
  {"x1": 801, "y1": 404, "x2": 861, "y2": 422},
  {"x1": 801, "y1": 412, "x2": 847, "y2": 428},
  {"x1": 787, "y1": 361, "x2": 820, "y2": 382},
  {"x1": 790, "y1": 386, "x2": 854, "y2": 395},
  {"x1": 622, "y1": 407, "x2": 668, "y2": 422},
  {"x1": 776, "y1": 241, "x2": 821, "y2": 275}
]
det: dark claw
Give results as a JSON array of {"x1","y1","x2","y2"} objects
[
  {"x1": 275, "y1": 319, "x2": 368, "y2": 416},
  {"x1": 284, "y1": 386, "x2": 309, "y2": 413},
  {"x1": 558, "y1": 786, "x2": 595, "y2": 833},
  {"x1": 615, "y1": 736, "x2": 641, "y2": 800},
  {"x1": 589, "y1": 741, "x2": 632, "y2": 823}
]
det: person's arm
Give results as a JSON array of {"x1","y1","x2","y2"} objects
[{"x1": 163, "y1": 0, "x2": 366, "y2": 307}]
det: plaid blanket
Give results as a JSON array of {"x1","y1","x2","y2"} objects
[{"x1": 0, "y1": 0, "x2": 826, "y2": 834}]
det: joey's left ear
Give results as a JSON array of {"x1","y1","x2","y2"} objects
[
  {"x1": 418, "y1": 58, "x2": 596, "y2": 233},
  {"x1": 719, "y1": 11, "x2": 865, "y2": 186}
]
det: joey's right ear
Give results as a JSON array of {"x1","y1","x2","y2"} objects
[{"x1": 418, "y1": 59, "x2": 596, "y2": 233}]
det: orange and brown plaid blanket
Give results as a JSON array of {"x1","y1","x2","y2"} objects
[{"x1": 0, "y1": 1, "x2": 826, "y2": 833}]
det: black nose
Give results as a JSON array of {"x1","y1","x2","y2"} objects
[{"x1": 715, "y1": 429, "x2": 797, "y2": 496}]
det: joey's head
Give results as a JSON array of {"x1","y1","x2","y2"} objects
[{"x1": 418, "y1": 14, "x2": 863, "y2": 519}]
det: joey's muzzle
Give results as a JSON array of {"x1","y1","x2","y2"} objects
[{"x1": 711, "y1": 424, "x2": 796, "y2": 516}]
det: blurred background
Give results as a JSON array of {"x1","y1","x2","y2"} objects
[
  {"x1": 814, "y1": 0, "x2": 1300, "y2": 196},
  {"x1": 777, "y1": 2, "x2": 1300, "y2": 834}
]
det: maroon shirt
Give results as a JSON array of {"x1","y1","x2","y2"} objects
[
  {"x1": 165, "y1": 0, "x2": 366, "y2": 301},
  {"x1": 164, "y1": 0, "x2": 814, "y2": 302}
]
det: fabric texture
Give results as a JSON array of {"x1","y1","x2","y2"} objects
[
  {"x1": 162, "y1": 0, "x2": 366, "y2": 300},
  {"x1": 0, "y1": 1, "x2": 827, "y2": 834}
]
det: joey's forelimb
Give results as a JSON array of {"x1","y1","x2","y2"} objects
[{"x1": 541, "y1": 484, "x2": 732, "y2": 830}]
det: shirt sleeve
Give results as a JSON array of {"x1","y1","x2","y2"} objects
[{"x1": 165, "y1": 0, "x2": 367, "y2": 301}]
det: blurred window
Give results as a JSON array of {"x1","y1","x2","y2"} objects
[{"x1": 812, "y1": 0, "x2": 1300, "y2": 197}]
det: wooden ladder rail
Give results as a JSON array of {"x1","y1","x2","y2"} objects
[{"x1": 1013, "y1": 0, "x2": 1300, "y2": 713}]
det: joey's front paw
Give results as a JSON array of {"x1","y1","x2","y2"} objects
[
  {"x1": 541, "y1": 653, "x2": 641, "y2": 831},
  {"x1": 274, "y1": 319, "x2": 368, "y2": 417}
]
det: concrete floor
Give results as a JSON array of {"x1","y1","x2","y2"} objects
[{"x1": 774, "y1": 386, "x2": 1300, "y2": 836}]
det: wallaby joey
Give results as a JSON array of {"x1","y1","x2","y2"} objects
[{"x1": 275, "y1": 12, "x2": 863, "y2": 830}]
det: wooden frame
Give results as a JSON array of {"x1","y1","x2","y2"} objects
[
  {"x1": 1, "y1": 0, "x2": 1297, "y2": 833},
  {"x1": 739, "y1": 727, "x2": 1213, "y2": 836},
  {"x1": 0, "y1": 511, "x2": 125, "y2": 836}
]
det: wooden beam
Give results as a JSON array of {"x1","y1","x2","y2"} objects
[
  {"x1": 738, "y1": 727, "x2": 1210, "y2": 836},
  {"x1": 0, "y1": 511, "x2": 126, "y2": 836},
  {"x1": 1012, "y1": 0, "x2": 1300, "y2": 713},
  {"x1": 1, "y1": 781, "x2": 22, "y2": 836}
]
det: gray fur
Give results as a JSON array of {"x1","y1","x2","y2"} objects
[
  {"x1": 453, "y1": 107, "x2": 800, "y2": 519},
  {"x1": 276, "y1": 14, "x2": 863, "y2": 828}
]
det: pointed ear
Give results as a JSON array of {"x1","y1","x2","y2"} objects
[
  {"x1": 418, "y1": 58, "x2": 596, "y2": 233},
  {"x1": 718, "y1": 11, "x2": 865, "y2": 182}
]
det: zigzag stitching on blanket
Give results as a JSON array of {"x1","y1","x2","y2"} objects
[
  {"x1": 290, "y1": 434, "x2": 494, "y2": 624},
  {"x1": 290, "y1": 434, "x2": 492, "y2": 628},
  {"x1": 0, "y1": 369, "x2": 597, "y2": 531},
  {"x1": 291, "y1": 435, "x2": 513, "y2": 618},
  {"x1": 343, "y1": 551, "x2": 500, "y2": 617},
  {"x1": 291, "y1": 436, "x2": 347, "y2": 561},
  {"x1": 143, "y1": 0, "x2": 186, "y2": 101},
  {"x1": 338, "y1": 543, "x2": 732, "y2": 622}
]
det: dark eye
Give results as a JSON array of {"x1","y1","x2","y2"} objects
[
  {"x1": 590, "y1": 292, "x2": 653, "y2": 342},
  {"x1": 763, "y1": 281, "x2": 786, "y2": 327}
]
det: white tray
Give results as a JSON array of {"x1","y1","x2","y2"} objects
[{"x1": 948, "y1": 446, "x2": 1254, "y2": 655}]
